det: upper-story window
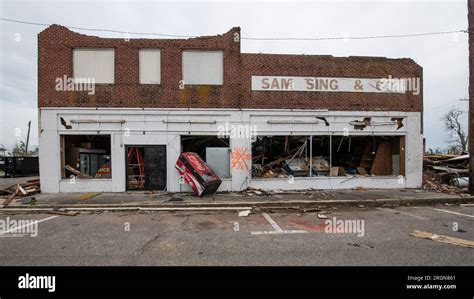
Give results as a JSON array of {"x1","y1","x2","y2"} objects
[
  {"x1": 182, "y1": 50, "x2": 223, "y2": 85},
  {"x1": 139, "y1": 49, "x2": 161, "y2": 84},
  {"x1": 73, "y1": 48, "x2": 115, "y2": 84}
]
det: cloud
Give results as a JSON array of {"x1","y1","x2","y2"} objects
[{"x1": 0, "y1": 0, "x2": 469, "y2": 151}]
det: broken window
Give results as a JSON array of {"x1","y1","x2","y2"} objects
[
  {"x1": 251, "y1": 136, "x2": 321, "y2": 178},
  {"x1": 251, "y1": 135, "x2": 405, "y2": 179},
  {"x1": 61, "y1": 135, "x2": 111, "y2": 179},
  {"x1": 180, "y1": 136, "x2": 230, "y2": 178},
  {"x1": 330, "y1": 135, "x2": 405, "y2": 176}
]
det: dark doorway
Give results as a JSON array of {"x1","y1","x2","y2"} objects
[{"x1": 126, "y1": 145, "x2": 167, "y2": 191}]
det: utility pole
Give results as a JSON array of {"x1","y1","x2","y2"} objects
[
  {"x1": 469, "y1": 0, "x2": 474, "y2": 194},
  {"x1": 25, "y1": 120, "x2": 31, "y2": 155}
]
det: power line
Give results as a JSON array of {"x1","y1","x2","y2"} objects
[
  {"x1": 0, "y1": 18, "x2": 195, "y2": 38},
  {"x1": 0, "y1": 17, "x2": 468, "y2": 41},
  {"x1": 243, "y1": 30, "x2": 467, "y2": 41}
]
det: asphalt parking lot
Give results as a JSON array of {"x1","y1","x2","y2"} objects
[{"x1": 0, "y1": 204, "x2": 472, "y2": 266}]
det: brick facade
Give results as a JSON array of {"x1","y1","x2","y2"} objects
[{"x1": 38, "y1": 25, "x2": 422, "y2": 111}]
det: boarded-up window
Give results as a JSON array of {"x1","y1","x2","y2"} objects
[
  {"x1": 73, "y1": 49, "x2": 115, "y2": 84},
  {"x1": 139, "y1": 49, "x2": 161, "y2": 84},
  {"x1": 182, "y1": 51, "x2": 223, "y2": 85}
]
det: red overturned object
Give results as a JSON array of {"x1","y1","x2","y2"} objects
[{"x1": 175, "y1": 152, "x2": 222, "y2": 196}]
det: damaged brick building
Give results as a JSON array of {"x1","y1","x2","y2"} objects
[{"x1": 38, "y1": 25, "x2": 423, "y2": 193}]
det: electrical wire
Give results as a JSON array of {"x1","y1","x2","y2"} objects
[{"x1": 0, "y1": 17, "x2": 468, "y2": 41}]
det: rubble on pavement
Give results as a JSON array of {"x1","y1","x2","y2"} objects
[
  {"x1": 0, "y1": 179, "x2": 41, "y2": 208},
  {"x1": 423, "y1": 153, "x2": 469, "y2": 194}
]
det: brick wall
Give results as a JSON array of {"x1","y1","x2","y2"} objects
[
  {"x1": 241, "y1": 54, "x2": 422, "y2": 111},
  {"x1": 38, "y1": 25, "x2": 422, "y2": 112}
]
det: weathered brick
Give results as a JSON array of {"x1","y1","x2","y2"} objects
[{"x1": 38, "y1": 25, "x2": 422, "y2": 112}]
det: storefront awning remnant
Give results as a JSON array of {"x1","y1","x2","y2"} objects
[
  {"x1": 60, "y1": 117, "x2": 72, "y2": 129},
  {"x1": 350, "y1": 117, "x2": 372, "y2": 130}
]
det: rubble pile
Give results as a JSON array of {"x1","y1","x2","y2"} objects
[
  {"x1": 423, "y1": 154, "x2": 469, "y2": 194},
  {"x1": 0, "y1": 179, "x2": 40, "y2": 208}
]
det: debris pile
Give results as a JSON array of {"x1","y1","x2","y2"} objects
[
  {"x1": 244, "y1": 188, "x2": 277, "y2": 196},
  {"x1": 0, "y1": 179, "x2": 40, "y2": 207},
  {"x1": 251, "y1": 135, "x2": 404, "y2": 178},
  {"x1": 423, "y1": 154, "x2": 469, "y2": 194}
]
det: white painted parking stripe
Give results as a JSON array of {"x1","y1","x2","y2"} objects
[
  {"x1": 262, "y1": 213, "x2": 283, "y2": 232},
  {"x1": 251, "y1": 230, "x2": 308, "y2": 235},
  {"x1": 251, "y1": 213, "x2": 308, "y2": 235},
  {"x1": 431, "y1": 208, "x2": 474, "y2": 219},
  {"x1": 0, "y1": 215, "x2": 58, "y2": 235},
  {"x1": 377, "y1": 208, "x2": 427, "y2": 220}
]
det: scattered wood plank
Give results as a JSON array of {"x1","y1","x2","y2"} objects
[
  {"x1": 2, "y1": 187, "x2": 19, "y2": 208},
  {"x1": 47, "y1": 211, "x2": 78, "y2": 216},
  {"x1": 65, "y1": 165, "x2": 93, "y2": 179},
  {"x1": 77, "y1": 192, "x2": 102, "y2": 200},
  {"x1": 410, "y1": 229, "x2": 474, "y2": 249},
  {"x1": 17, "y1": 184, "x2": 27, "y2": 195}
]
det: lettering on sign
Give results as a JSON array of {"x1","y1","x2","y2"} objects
[{"x1": 251, "y1": 76, "x2": 407, "y2": 94}]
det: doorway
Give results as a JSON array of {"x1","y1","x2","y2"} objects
[{"x1": 125, "y1": 145, "x2": 167, "y2": 191}]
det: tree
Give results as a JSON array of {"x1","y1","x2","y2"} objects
[
  {"x1": 9, "y1": 141, "x2": 38, "y2": 157},
  {"x1": 427, "y1": 147, "x2": 443, "y2": 155},
  {"x1": 442, "y1": 108, "x2": 468, "y2": 153}
]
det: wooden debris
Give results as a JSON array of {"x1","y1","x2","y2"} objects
[
  {"x1": 1, "y1": 180, "x2": 40, "y2": 207},
  {"x1": 2, "y1": 187, "x2": 19, "y2": 208},
  {"x1": 65, "y1": 165, "x2": 93, "y2": 179},
  {"x1": 330, "y1": 167, "x2": 347, "y2": 177},
  {"x1": 77, "y1": 192, "x2": 102, "y2": 200},
  {"x1": 244, "y1": 188, "x2": 272, "y2": 196},
  {"x1": 410, "y1": 229, "x2": 474, "y2": 249},
  {"x1": 422, "y1": 152, "x2": 469, "y2": 195},
  {"x1": 47, "y1": 210, "x2": 78, "y2": 216},
  {"x1": 17, "y1": 184, "x2": 27, "y2": 195}
]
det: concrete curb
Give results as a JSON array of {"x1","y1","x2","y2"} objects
[{"x1": 1, "y1": 196, "x2": 474, "y2": 212}]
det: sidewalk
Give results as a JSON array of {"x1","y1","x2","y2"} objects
[{"x1": 2, "y1": 188, "x2": 474, "y2": 211}]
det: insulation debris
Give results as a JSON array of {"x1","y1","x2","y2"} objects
[{"x1": 238, "y1": 210, "x2": 252, "y2": 217}]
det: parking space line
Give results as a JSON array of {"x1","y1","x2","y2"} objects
[
  {"x1": 251, "y1": 229, "x2": 308, "y2": 235},
  {"x1": 262, "y1": 213, "x2": 283, "y2": 233},
  {"x1": 431, "y1": 208, "x2": 474, "y2": 219},
  {"x1": 377, "y1": 208, "x2": 427, "y2": 220},
  {"x1": 251, "y1": 213, "x2": 308, "y2": 235}
]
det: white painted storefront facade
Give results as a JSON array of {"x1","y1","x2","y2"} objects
[{"x1": 38, "y1": 107, "x2": 422, "y2": 193}]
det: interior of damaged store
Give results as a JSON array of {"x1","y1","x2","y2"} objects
[
  {"x1": 61, "y1": 135, "x2": 112, "y2": 180},
  {"x1": 251, "y1": 135, "x2": 405, "y2": 179}
]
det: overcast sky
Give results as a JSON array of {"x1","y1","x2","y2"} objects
[{"x1": 0, "y1": 0, "x2": 469, "y2": 153}]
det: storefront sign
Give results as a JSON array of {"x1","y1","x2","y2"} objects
[{"x1": 251, "y1": 76, "x2": 406, "y2": 93}]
